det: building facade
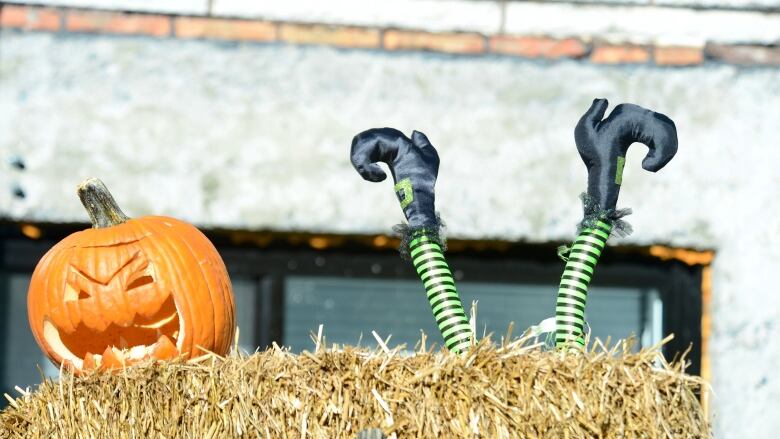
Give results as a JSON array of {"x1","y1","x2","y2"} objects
[{"x1": 2, "y1": 1, "x2": 779, "y2": 436}]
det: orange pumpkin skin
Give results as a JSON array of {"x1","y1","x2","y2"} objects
[{"x1": 27, "y1": 180, "x2": 235, "y2": 373}]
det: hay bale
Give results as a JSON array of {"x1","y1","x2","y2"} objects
[{"x1": 0, "y1": 337, "x2": 709, "y2": 438}]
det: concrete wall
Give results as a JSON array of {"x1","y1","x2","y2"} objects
[{"x1": 1, "y1": 30, "x2": 779, "y2": 436}]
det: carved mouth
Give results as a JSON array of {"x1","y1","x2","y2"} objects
[{"x1": 42, "y1": 295, "x2": 182, "y2": 371}]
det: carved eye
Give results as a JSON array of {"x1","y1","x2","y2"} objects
[
  {"x1": 64, "y1": 283, "x2": 90, "y2": 302},
  {"x1": 125, "y1": 259, "x2": 156, "y2": 291},
  {"x1": 126, "y1": 274, "x2": 154, "y2": 291}
]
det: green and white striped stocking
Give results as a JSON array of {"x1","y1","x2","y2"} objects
[
  {"x1": 409, "y1": 232, "x2": 472, "y2": 354},
  {"x1": 555, "y1": 219, "x2": 612, "y2": 348}
]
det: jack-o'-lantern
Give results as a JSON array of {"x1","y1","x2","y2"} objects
[{"x1": 27, "y1": 178, "x2": 235, "y2": 372}]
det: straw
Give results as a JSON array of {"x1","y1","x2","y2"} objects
[{"x1": 0, "y1": 333, "x2": 709, "y2": 438}]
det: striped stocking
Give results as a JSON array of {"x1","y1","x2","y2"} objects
[
  {"x1": 409, "y1": 232, "x2": 472, "y2": 354},
  {"x1": 555, "y1": 219, "x2": 612, "y2": 348}
]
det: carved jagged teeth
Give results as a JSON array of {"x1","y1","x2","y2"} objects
[
  {"x1": 82, "y1": 334, "x2": 180, "y2": 371},
  {"x1": 100, "y1": 346, "x2": 124, "y2": 370},
  {"x1": 152, "y1": 334, "x2": 179, "y2": 360},
  {"x1": 136, "y1": 311, "x2": 178, "y2": 329},
  {"x1": 83, "y1": 352, "x2": 98, "y2": 370}
]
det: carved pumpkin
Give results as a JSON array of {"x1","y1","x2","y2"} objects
[{"x1": 27, "y1": 178, "x2": 235, "y2": 372}]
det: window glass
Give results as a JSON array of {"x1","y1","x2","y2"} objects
[
  {"x1": 0, "y1": 273, "x2": 59, "y2": 398},
  {"x1": 231, "y1": 275, "x2": 258, "y2": 354},
  {"x1": 283, "y1": 276, "x2": 661, "y2": 352}
]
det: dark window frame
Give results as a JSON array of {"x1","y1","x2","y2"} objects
[
  {"x1": 218, "y1": 245, "x2": 703, "y2": 376},
  {"x1": 0, "y1": 223, "x2": 704, "y2": 378}
]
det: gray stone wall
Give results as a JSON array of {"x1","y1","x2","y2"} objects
[{"x1": 2, "y1": 31, "x2": 780, "y2": 436}]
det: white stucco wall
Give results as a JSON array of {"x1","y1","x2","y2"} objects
[{"x1": 1, "y1": 32, "x2": 779, "y2": 436}]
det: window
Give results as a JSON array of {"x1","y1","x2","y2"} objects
[
  {"x1": 281, "y1": 276, "x2": 662, "y2": 353},
  {"x1": 0, "y1": 225, "x2": 704, "y2": 404},
  {"x1": 218, "y1": 234, "x2": 704, "y2": 375}
]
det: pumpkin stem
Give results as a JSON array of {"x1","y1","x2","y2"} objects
[{"x1": 77, "y1": 178, "x2": 130, "y2": 228}]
